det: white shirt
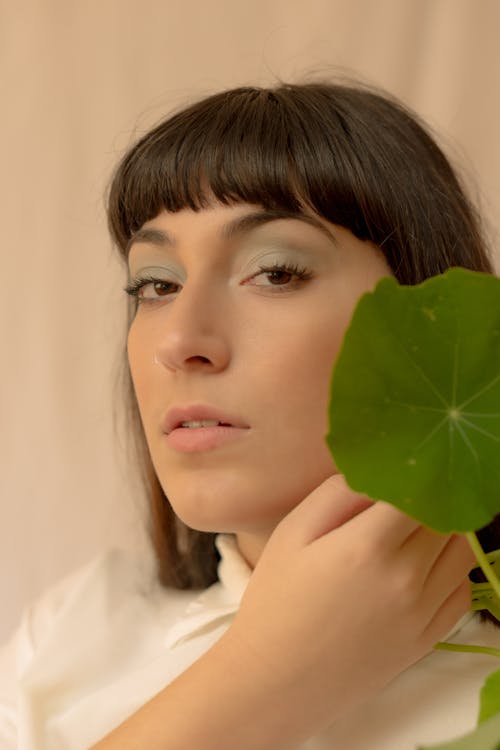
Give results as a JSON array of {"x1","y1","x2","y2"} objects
[{"x1": 1, "y1": 534, "x2": 499, "y2": 750}]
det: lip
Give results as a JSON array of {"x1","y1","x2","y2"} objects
[
  {"x1": 162, "y1": 404, "x2": 250, "y2": 435},
  {"x1": 162, "y1": 404, "x2": 250, "y2": 454}
]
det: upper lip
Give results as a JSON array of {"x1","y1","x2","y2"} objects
[{"x1": 163, "y1": 404, "x2": 250, "y2": 434}]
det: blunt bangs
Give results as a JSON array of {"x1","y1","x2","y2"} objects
[
  {"x1": 107, "y1": 85, "x2": 377, "y2": 256},
  {"x1": 107, "y1": 81, "x2": 492, "y2": 282}
]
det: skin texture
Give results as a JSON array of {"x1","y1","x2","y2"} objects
[{"x1": 126, "y1": 200, "x2": 393, "y2": 568}]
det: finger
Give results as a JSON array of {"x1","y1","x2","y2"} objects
[
  {"x1": 342, "y1": 499, "x2": 422, "y2": 552},
  {"x1": 421, "y1": 578, "x2": 472, "y2": 648},
  {"x1": 398, "y1": 525, "x2": 453, "y2": 585},
  {"x1": 422, "y1": 535, "x2": 476, "y2": 607},
  {"x1": 279, "y1": 474, "x2": 373, "y2": 547}
]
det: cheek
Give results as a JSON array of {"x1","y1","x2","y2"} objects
[
  {"x1": 247, "y1": 320, "x2": 345, "y2": 481},
  {"x1": 262, "y1": 311, "x2": 348, "y2": 409},
  {"x1": 127, "y1": 325, "x2": 143, "y2": 393},
  {"x1": 126, "y1": 322, "x2": 157, "y2": 418},
  {"x1": 127, "y1": 318, "x2": 141, "y2": 367}
]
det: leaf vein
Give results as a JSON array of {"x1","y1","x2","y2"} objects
[
  {"x1": 459, "y1": 417, "x2": 500, "y2": 443},
  {"x1": 457, "y1": 372, "x2": 500, "y2": 410},
  {"x1": 453, "y1": 420, "x2": 481, "y2": 474}
]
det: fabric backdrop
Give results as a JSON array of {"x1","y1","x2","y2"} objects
[{"x1": 1, "y1": 0, "x2": 499, "y2": 642}]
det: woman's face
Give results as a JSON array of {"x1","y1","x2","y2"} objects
[{"x1": 126, "y1": 201, "x2": 392, "y2": 566}]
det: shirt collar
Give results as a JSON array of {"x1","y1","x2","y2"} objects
[
  {"x1": 163, "y1": 533, "x2": 252, "y2": 649},
  {"x1": 214, "y1": 533, "x2": 253, "y2": 601}
]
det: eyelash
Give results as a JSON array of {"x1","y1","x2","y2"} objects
[
  {"x1": 124, "y1": 262, "x2": 313, "y2": 303},
  {"x1": 124, "y1": 273, "x2": 178, "y2": 301},
  {"x1": 257, "y1": 262, "x2": 313, "y2": 287}
]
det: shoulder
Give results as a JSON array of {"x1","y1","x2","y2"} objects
[
  {"x1": 0, "y1": 547, "x2": 197, "y2": 748},
  {"x1": 5, "y1": 549, "x2": 142, "y2": 650},
  {"x1": 1, "y1": 546, "x2": 193, "y2": 678}
]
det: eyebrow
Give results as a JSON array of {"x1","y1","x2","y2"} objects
[{"x1": 125, "y1": 208, "x2": 337, "y2": 256}]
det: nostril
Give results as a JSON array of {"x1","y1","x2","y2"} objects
[
  {"x1": 154, "y1": 333, "x2": 230, "y2": 373},
  {"x1": 186, "y1": 355, "x2": 211, "y2": 364}
]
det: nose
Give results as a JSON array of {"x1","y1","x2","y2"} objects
[{"x1": 153, "y1": 280, "x2": 231, "y2": 374}]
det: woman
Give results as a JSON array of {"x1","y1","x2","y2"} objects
[{"x1": 1, "y1": 80, "x2": 498, "y2": 750}]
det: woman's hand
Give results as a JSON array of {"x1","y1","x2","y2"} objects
[
  {"x1": 223, "y1": 474, "x2": 475, "y2": 740},
  {"x1": 90, "y1": 474, "x2": 476, "y2": 750}
]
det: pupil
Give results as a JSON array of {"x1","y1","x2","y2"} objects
[
  {"x1": 154, "y1": 282, "x2": 169, "y2": 295},
  {"x1": 270, "y1": 270, "x2": 291, "y2": 284}
]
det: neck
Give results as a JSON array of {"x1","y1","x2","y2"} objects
[{"x1": 234, "y1": 529, "x2": 273, "y2": 569}]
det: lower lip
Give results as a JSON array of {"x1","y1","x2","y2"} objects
[{"x1": 165, "y1": 425, "x2": 250, "y2": 453}]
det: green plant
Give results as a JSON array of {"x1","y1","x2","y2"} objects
[{"x1": 326, "y1": 267, "x2": 500, "y2": 749}]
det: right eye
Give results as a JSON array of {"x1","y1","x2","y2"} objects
[{"x1": 124, "y1": 275, "x2": 180, "y2": 302}]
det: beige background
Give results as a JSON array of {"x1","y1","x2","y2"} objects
[{"x1": 1, "y1": 0, "x2": 499, "y2": 643}]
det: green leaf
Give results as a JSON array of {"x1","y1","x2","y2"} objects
[
  {"x1": 418, "y1": 709, "x2": 500, "y2": 749},
  {"x1": 479, "y1": 668, "x2": 500, "y2": 724},
  {"x1": 326, "y1": 268, "x2": 500, "y2": 533}
]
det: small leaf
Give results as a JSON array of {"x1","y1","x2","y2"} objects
[
  {"x1": 479, "y1": 668, "x2": 500, "y2": 725},
  {"x1": 326, "y1": 268, "x2": 500, "y2": 533},
  {"x1": 418, "y1": 709, "x2": 500, "y2": 749}
]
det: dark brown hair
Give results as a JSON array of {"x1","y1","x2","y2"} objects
[{"x1": 106, "y1": 80, "x2": 498, "y2": 615}]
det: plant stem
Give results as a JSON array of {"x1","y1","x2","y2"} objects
[
  {"x1": 484, "y1": 548, "x2": 500, "y2": 564},
  {"x1": 466, "y1": 532, "x2": 500, "y2": 602},
  {"x1": 434, "y1": 642, "x2": 500, "y2": 658}
]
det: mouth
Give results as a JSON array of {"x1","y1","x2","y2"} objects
[
  {"x1": 163, "y1": 404, "x2": 250, "y2": 453},
  {"x1": 163, "y1": 404, "x2": 249, "y2": 435},
  {"x1": 176, "y1": 419, "x2": 233, "y2": 429}
]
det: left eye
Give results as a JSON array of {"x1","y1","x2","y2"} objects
[{"x1": 249, "y1": 262, "x2": 313, "y2": 287}]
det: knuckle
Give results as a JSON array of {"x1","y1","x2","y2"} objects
[{"x1": 390, "y1": 566, "x2": 422, "y2": 606}]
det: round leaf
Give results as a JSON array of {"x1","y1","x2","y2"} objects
[{"x1": 326, "y1": 268, "x2": 500, "y2": 533}]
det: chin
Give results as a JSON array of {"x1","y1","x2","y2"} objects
[
  {"x1": 160, "y1": 463, "x2": 334, "y2": 535},
  {"x1": 166, "y1": 487, "x2": 289, "y2": 536},
  {"x1": 172, "y1": 505, "x2": 280, "y2": 535}
]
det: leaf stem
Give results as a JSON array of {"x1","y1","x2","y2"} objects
[
  {"x1": 466, "y1": 532, "x2": 500, "y2": 602},
  {"x1": 434, "y1": 641, "x2": 500, "y2": 658},
  {"x1": 484, "y1": 548, "x2": 500, "y2": 564}
]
